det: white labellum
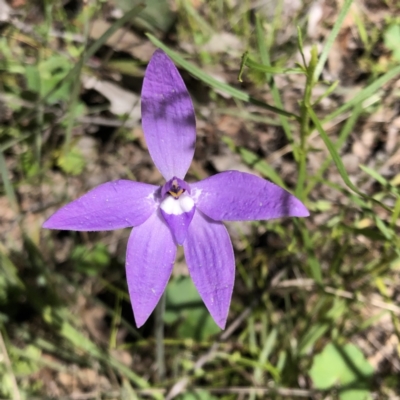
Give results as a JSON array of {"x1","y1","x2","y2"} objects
[{"x1": 160, "y1": 192, "x2": 194, "y2": 215}]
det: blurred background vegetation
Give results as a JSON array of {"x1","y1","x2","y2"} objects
[{"x1": 0, "y1": 0, "x2": 400, "y2": 398}]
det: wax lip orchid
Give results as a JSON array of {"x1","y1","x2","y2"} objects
[{"x1": 43, "y1": 49, "x2": 309, "y2": 329}]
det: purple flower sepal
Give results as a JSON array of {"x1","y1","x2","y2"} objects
[{"x1": 43, "y1": 50, "x2": 309, "y2": 329}]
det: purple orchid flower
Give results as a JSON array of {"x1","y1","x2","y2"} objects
[{"x1": 43, "y1": 50, "x2": 309, "y2": 329}]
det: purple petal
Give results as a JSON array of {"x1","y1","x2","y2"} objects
[
  {"x1": 43, "y1": 180, "x2": 159, "y2": 231},
  {"x1": 141, "y1": 49, "x2": 196, "y2": 180},
  {"x1": 183, "y1": 211, "x2": 235, "y2": 329},
  {"x1": 191, "y1": 171, "x2": 309, "y2": 221},
  {"x1": 126, "y1": 210, "x2": 177, "y2": 327}
]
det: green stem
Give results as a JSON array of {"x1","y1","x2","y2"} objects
[
  {"x1": 295, "y1": 47, "x2": 317, "y2": 199},
  {"x1": 155, "y1": 292, "x2": 166, "y2": 381}
]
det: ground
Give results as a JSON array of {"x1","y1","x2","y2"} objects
[{"x1": 0, "y1": 0, "x2": 400, "y2": 399}]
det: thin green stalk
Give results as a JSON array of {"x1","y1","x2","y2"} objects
[
  {"x1": 64, "y1": 4, "x2": 90, "y2": 150},
  {"x1": 155, "y1": 292, "x2": 166, "y2": 381},
  {"x1": 295, "y1": 46, "x2": 318, "y2": 199},
  {"x1": 109, "y1": 294, "x2": 122, "y2": 350}
]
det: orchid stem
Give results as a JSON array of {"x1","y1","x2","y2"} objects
[{"x1": 155, "y1": 291, "x2": 166, "y2": 381}]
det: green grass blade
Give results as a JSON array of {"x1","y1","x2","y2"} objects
[
  {"x1": 322, "y1": 65, "x2": 400, "y2": 123},
  {"x1": 308, "y1": 106, "x2": 391, "y2": 211},
  {"x1": 305, "y1": 103, "x2": 363, "y2": 196},
  {"x1": 0, "y1": 249, "x2": 24, "y2": 288},
  {"x1": 0, "y1": 151, "x2": 19, "y2": 213},
  {"x1": 308, "y1": 106, "x2": 364, "y2": 196},
  {"x1": 359, "y1": 165, "x2": 388, "y2": 186},
  {"x1": 313, "y1": 0, "x2": 354, "y2": 81},
  {"x1": 297, "y1": 221, "x2": 322, "y2": 282},
  {"x1": 255, "y1": 14, "x2": 296, "y2": 147},
  {"x1": 147, "y1": 33, "x2": 300, "y2": 120},
  {"x1": 254, "y1": 328, "x2": 278, "y2": 384},
  {"x1": 312, "y1": 80, "x2": 339, "y2": 106}
]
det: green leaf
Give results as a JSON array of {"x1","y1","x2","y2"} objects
[
  {"x1": 71, "y1": 243, "x2": 110, "y2": 276},
  {"x1": 179, "y1": 389, "x2": 218, "y2": 400},
  {"x1": 26, "y1": 55, "x2": 73, "y2": 104},
  {"x1": 56, "y1": 146, "x2": 86, "y2": 176},
  {"x1": 310, "y1": 342, "x2": 374, "y2": 400},
  {"x1": 25, "y1": 65, "x2": 41, "y2": 93},
  {"x1": 165, "y1": 276, "x2": 220, "y2": 340},
  {"x1": 384, "y1": 24, "x2": 400, "y2": 60},
  {"x1": 12, "y1": 345, "x2": 42, "y2": 375}
]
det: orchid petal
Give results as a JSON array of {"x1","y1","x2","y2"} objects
[
  {"x1": 126, "y1": 210, "x2": 176, "y2": 327},
  {"x1": 141, "y1": 49, "x2": 196, "y2": 180},
  {"x1": 43, "y1": 180, "x2": 159, "y2": 231},
  {"x1": 192, "y1": 171, "x2": 309, "y2": 221},
  {"x1": 183, "y1": 211, "x2": 235, "y2": 329}
]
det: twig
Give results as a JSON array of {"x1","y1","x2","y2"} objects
[
  {"x1": 272, "y1": 279, "x2": 400, "y2": 314},
  {"x1": 10, "y1": 17, "x2": 86, "y2": 43}
]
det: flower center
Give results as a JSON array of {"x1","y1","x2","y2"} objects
[
  {"x1": 168, "y1": 178, "x2": 185, "y2": 199},
  {"x1": 161, "y1": 176, "x2": 191, "y2": 201}
]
